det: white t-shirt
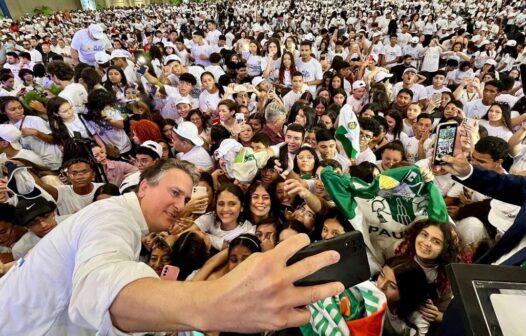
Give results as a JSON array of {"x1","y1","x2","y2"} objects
[
  {"x1": 195, "y1": 211, "x2": 255, "y2": 250},
  {"x1": 421, "y1": 46, "x2": 441, "y2": 72},
  {"x1": 296, "y1": 57, "x2": 323, "y2": 94},
  {"x1": 86, "y1": 120, "x2": 132, "y2": 154},
  {"x1": 464, "y1": 99, "x2": 491, "y2": 119},
  {"x1": 204, "y1": 64, "x2": 226, "y2": 81},
  {"x1": 283, "y1": 89, "x2": 304, "y2": 112},
  {"x1": 3, "y1": 62, "x2": 21, "y2": 80},
  {"x1": 13, "y1": 116, "x2": 63, "y2": 171},
  {"x1": 71, "y1": 29, "x2": 111, "y2": 66},
  {"x1": 59, "y1": 83, "x2": 88, "y2": 115},
  {"x1": 424, "y1": 85, "x2": 451, "y2": 100},
  {"x1": 206, "y1": 29, "x2": 222, "y2": 45},
  {"x1": 510, "y1": 145, "x2": 526, "y2": 174},
  {"x1": 402, "y1": 44, "x2": 423, "y2": 67},
  {"x1": 370, "y1": 42, "x2": 384, "y2": 57},
  {"x1": 380, "y1": 44, "x2": 402, "y2": 68},
  {"x1": 176, "y1": 145, "x2": 214, "y2": 172},
  {"x1": 477, "y1": 120, "x2": 513, "y2": 141},
  {"x1": 64, "y1": 114, "x2": 90, "y2": 139},
  {"x1": 495, "y1": 93, "x2": 520, "y2": 108},
  {"x1": 56, "y1": 183, "x2": 104, "y2": 215},
  {"x1": 199, "y1": 89, "x2": 223, "y2": 114},
  {"x1": 415, "y1": 158, "x2": 455, "y2": 196},
  {"x1": 392, "y1": 82, "x2": 428, "y2": 102},
  {"x1": 191, "y1": 43, "x2": 213, "y2": 67},
  {"x1": 243, "y1": 52, "x2": 263, "y2": 77},
  {"x1": 404, "y1": 137, "x2": 433, "y2": 164},
  {"x1": 356, "y1": 147, "x2": 377, "y2": 165},
  {"x1": 28, "y1": 49, "x2": 43, "y2": 63},
  {"x1": 0, "y1": 193, "x2": 158, "y2": 335}
]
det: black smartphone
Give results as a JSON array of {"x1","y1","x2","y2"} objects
[
  {"x1": 433, "y1": 122, "x2": 458, "y2": 166},
  {"x1": 286, "y1": 231, "x2": 370, "y2": 288}
]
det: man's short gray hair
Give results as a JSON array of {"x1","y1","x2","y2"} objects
[
  {"x1": 264, "y1": 101, "x2": 286, "y2": 123},
  {"x1": 140, "y1": 159, "x2": 200, "y2": 186}
]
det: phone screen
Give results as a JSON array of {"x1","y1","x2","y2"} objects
[
  {"x1": 235, "y1": 113, "x2": 245, "y2": 124},
  {"x1": 433, "y1": 123, "x2": 458, "y2": 165}
]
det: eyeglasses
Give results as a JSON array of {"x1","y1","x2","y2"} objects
[
  {"x1": 360, "y1": 133, "x2": 373, "y2": 140},
  {"x1": 297, "y1": 155, "x2": 315, "y2": 161},
  {"x1": 68, "y1": 170, "x2": 91, "y2": 177}
]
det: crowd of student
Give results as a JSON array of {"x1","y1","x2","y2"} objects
[{"x1": 0, "y1": 0, "x2": 526, "y2": 334}]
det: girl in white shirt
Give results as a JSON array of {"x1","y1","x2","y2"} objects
[
  {"x1": 479, "y1": 102, "x2": 514, "y2": 141},
  {"x1": 242, "y1": 38, "x2": 263, "y2": 78},
  {"x1": 194, "y1": 184, "x2": 255, "y2": 251},
  {"x1": 199, "y1": 72, "x2": 224, "y2": 118},
  {"x1": 402, "y1": 103, "x2": 422, "y2": 137},
  {"x1": 261, "y1": 38, "x2": 282, "y2": 80}
]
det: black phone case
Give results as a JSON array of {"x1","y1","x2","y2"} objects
[{"x1": 286, "y1": 231, "x2": 370, "y2": 289}]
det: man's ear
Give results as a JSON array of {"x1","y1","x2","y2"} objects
[{"x1": 137, "y1": 179, "x2": 150, "y2": 198}]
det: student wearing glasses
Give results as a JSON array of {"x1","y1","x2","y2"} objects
[
  {"x1": 33, "y1": 158, "x2": 104, "y2": 215},
  {"x1": 356, "y1": 116, "x2": 382, "y2": 165}
]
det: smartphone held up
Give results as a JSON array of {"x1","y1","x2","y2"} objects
[
  {"x1": 433, "y1": 122, "x2": 458, "y2": 166},
  {"x1": 287, "y1": 231, "x2": 370, "y2": 289}
]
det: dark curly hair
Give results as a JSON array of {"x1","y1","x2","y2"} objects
[
  {"x1": 85, "y1": 88, "x2": 117, "y2": 124},
  {"x1": 395, "y1": 220, "x2": 460, "y2": 294}
]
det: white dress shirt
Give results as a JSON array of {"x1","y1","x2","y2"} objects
[{"x1": 0, "y1": 193, "x2": 158, "y2": 335}]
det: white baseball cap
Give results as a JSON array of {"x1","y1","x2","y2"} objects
[
  {"x1": 403, "y1": 67, "x2": 418, "y2": 74},
  {"x1": 488, "y1": 199, "x2": 520, "y2": 233},
  {"x1": 175, "y1": 96, "x2": 192, "y2": 106},
  {"x1": 0, "y1": 124, "x2": 22, "y2": 150},
  {"x1": 164, "y1": 42, "x2": 175, "y2": 49},
  {"x1": 251, "y1": 76, "x2": 265, "y2": 87},
  {"x1": 119, "y1": 172, "x2": 141, "y2": 194},
  {"x1": 374, "y1": 72, "x2": 393, "y2": 83},
  {"x1": 110, "y1": 49, "x2": 131, "y2": 59},
  {"x1": 506, "y1": 40, "x2": 517, "y2": 47},
  {"x1": 164, "y1": 54, "x2": 182, "y2": 65},
  {"x1": 88, "y1": 24, "x2": 105, "y2": 40},
  {"x1": 139, "y1": 140, "x2": 163, "y2": 159},
  {"x1": 410, "y1": 36, "x2": 419, "y2": 44},
  {"x1": 485, "y1": 59, "x2": 497, "y2": 66},
  {"x1": 173, "y1": 121, "x2": 204, "y2": 146},
  {"x1": 368, "y1": 54, "x2": 379, "y2": 63},
  {"x1": 352, "y1": 80, "x2": 366, "y2": 90},
  {"x1": 94, "y1": 51, "x2": 111, "y2": 64}
]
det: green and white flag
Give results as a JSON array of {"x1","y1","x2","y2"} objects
[
  {"x1": 301, "y1": 281, "x2": 387, "y2": 336},
  {"x1": 321, "y1": 165, "x2": 449, "y2": 263},
  {"x1": 335, "y1": 105, "x2": 360, "y2": 160}
]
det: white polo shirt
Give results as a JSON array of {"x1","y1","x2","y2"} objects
[{"x1": 0, "y1": 192, "x2": 158, "y2": 335}]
